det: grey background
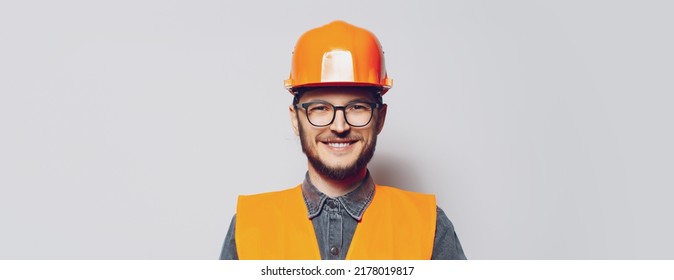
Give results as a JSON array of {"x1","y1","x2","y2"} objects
[{"x1": 1, "y1": 0, "x2": 672, "y2": 259}]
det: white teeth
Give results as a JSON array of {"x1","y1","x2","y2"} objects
[{"x1": 327, "y1": 142, "x2": 350, "y2": 148}]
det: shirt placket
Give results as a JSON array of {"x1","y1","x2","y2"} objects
[{"x1": 325, "y1": 198, "x2": 343, "y2": 259}]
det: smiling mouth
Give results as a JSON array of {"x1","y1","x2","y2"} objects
[
  {"x1": 327, "y1": 142, "x2": 352, "y2": 148},
  {"x1": 321, "y1": 140, "x2": 358, "y2": 149}
]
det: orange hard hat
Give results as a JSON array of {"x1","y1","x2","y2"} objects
[{"x1": 284, "y1": 20, "x2": 393, "y2": 95}]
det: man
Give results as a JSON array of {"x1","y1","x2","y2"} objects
[{"x1": 220, "y1": 20, "x2": 466, "y2": 260}]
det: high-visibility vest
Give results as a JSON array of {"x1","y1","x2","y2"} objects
[{"x1": 235, "y1": 184, "x2": 436, "y2": 259}]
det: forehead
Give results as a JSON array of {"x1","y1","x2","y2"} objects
[{"x1": 299, "y1": 87, "x2": 377, "y2": 103}]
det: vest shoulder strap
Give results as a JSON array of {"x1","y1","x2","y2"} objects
[
  {"x1": 346, "y1": 185, "x2": 436, "y2": 260},
  {"x1": 235, "y1": 185, "x2": 320, "y2": 259}
]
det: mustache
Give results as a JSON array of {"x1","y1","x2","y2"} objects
[{"x1": 317, "y1": 134, "x2": 362, "y2": 142}]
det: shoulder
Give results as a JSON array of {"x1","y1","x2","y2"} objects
[
  {"x1": 372, "y1": 185, "x2": 437, "y2": 218},
  {"x1": 236, "y1": 185, "x2": 305, "y2": 217},
  {"x1": 375, "y1": 185, "x2": 436, "y2": 202},
  {"x1": 431, "y1": 206, "x2": 467, "y2": 259},
  {"x1": 375, "y1": 185, "x2": 433, "y2": 195}
]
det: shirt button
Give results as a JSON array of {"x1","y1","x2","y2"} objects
[
  {"x1": 330, "y1": 246, "x2": 340, "y2": 256},
  {"x1": 327, "y1": 199, "x2": 338, "y2": 209}
]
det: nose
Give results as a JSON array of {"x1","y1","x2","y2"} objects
[{"x1": 329, "y1": 109, "x2": 351, "y2": 134}]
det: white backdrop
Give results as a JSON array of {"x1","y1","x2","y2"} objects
[{"x1": 1, "y1": 0, "x2": 672, "y2": 259}]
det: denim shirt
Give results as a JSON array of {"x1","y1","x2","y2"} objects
[{"x1": 220, "y1": 172, "x2": 467, "y2": 260}]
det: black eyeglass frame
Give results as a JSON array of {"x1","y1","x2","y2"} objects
[{"x1": 295, "y1": 101, "x2": 380, "y2": 127}]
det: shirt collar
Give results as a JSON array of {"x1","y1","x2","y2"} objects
[{"x1": 301, "y1": 171, "x2": 375, "y2": 221}]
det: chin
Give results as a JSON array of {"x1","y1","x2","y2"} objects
[
  {"x1": 327, "y1": 162, "x2": 356, "y2": 171},
  {"x1": 321, "y1": 157, "x2": 358, "y2": 168}
]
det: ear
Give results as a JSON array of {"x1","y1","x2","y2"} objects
[
  {"x1": 375, "y1": 103, "x2": 387, "y2": 135},
  {"x1": 289, "y1": 104, "x2": 300, "y2": 136}
]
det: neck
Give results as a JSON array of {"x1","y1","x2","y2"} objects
[{"x1": 307, "y1": 164, "x2": 367, "y2": 198}]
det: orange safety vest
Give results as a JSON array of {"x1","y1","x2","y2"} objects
[{"x1": 235, "y1": 184, "x2": 436, "y2": 259}]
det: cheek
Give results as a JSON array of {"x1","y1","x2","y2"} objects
[
  {"x1": 355, "y1": 130, "x2": 376, "y2": 148},
  {"x1": 299, "y1": 125, "x2": 322, "y2": 145}
]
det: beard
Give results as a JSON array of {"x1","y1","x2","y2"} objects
[{"x1": 298, "y1": 122, "x2": 377, "y2": 181}]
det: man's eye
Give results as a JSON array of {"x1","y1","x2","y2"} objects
[
  {"x1": 349, "y1": 104, "x2": 370, "y2": 111},
  {"x1": 309, "y1": 105, "x2": 329, "y2": 111}
]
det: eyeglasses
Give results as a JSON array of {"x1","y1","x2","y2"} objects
[{"x1": 295, "y1": 101, "x2": 379, "y2": 127}]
